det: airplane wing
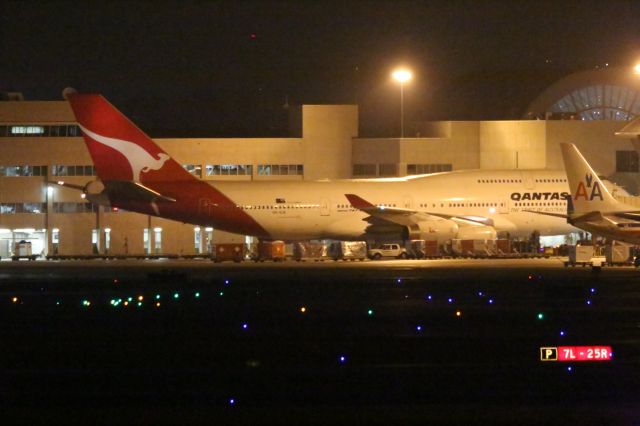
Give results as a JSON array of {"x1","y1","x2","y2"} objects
[
  {"x1": 344, "y1": 193, "x2": 493, "y2": 227},
  {"x1": 612, "y1": 211, "x2": 640, "y2": 221}
]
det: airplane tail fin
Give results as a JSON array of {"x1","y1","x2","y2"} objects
[
  {"x1": 63, "y1": 88, "x2": 196, "y2": 183},
  {"x1": 560, "y1": 143, "x2": 627, "y2": 215}
]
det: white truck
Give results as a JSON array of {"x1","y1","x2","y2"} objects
[{"x1": 367, "y1": 243, "x2": 409, "y2": 260}]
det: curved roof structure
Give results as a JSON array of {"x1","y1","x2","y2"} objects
[{"x1": 524, "y1": 67, "x2": 640, "y2": 121}]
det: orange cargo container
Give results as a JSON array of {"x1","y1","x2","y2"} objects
[
  {"x1": 214, "y1": 243, "x2": 244, "y2": 263},
  {"x1": 496, "y1": 239, "x2": 511, "y2": 255},
  {"x1": 256, "y1": 240, "x2": 285, "y2": 262}
]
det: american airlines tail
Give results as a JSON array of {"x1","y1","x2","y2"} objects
[{"x1": 560, "y1": 143, "x2": 629, "y2": 215}]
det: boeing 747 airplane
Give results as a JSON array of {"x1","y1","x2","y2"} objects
[{"x1": 61, "y1": 88, "x2": 579, "y2": 243}]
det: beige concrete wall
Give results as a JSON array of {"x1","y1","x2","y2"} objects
[
  {"x1": 449, "y1": 121, "x2": 481, "y2": 169},
  {"x1": 352, "y1": 139, "x2": 400, "y2": 164},
  {"x1": 302, "y1": 105, "x2": 358, "y2": 180},
  {"x1": 544, "y1": 120, "x2": 627, "y2": 172},
  {"x1": 480, "y1": 120, "x2": 547, "y2": 169},
  {"x1": 0, "y1": 101, "x2": 74, "y2": 122}
]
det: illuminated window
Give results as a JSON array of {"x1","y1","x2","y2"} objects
[
  {"x1": 154, "y1": 227, "x2": 162, "y2": 253},
  {"x1": 10, "y1": 126, "x2": 44, "y2": 135},
  {"x1": 143, "y1": 229, "x2": 150, "y2": 254},
  {"x1": 0, "y1": 124, "x2": 80, "y2": 137},
  {"x1": 52, "y1": 165, "x2": 95, "y2": 176},
  {"x1": 182, "y1": 164, "x2": 202, "y2": 177},
  {"x1": 0, "y1": 165, "x2": 48, "y2": 176},
  {"x1": 550, "y1": 85, "x2": 640, "y2": 121},
  {"x1": 194, "y1": 227, "x2": 202, "y2": 253},
  {"x1": 257, "y1": 164, "x2": 303, "y2": 176},
  {"x1": 206, "y1": 164, "x2": 252, "y2": 176},
  {"x1": 0, "y1": 203, "x2": 46, "y2": 214}
]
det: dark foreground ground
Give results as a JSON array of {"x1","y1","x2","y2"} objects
[{"x1": 0, "y1": 259, "x2": 639, "y2": 425}]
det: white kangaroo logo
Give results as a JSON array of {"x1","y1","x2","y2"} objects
[{"x1": 79, "y1": 125, "x2": 170, "y2": 181}]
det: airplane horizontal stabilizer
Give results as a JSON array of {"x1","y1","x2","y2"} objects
[{"x1": 103, "y1": 180, "x2": 176, "y2": 203}]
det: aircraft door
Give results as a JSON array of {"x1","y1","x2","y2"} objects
[
  {"x1": 320, "y1": 198, "x2": 330, "y2": 216},
  {"x1": 521, "y1": 171, "x2": 535, "y2": 189},
  {"x1": 402, "y1": 195, "x2": 413, "y2": 209},
  {"x1": 499, "y1": 199, "x2": 508, "y2": 214}
]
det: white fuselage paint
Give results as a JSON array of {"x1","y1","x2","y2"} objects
[{"x1": 210, "y1": 169, "x2": 577, "y2": 240}]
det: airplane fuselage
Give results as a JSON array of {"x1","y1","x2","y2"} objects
[{"x1": 116, "y1": 169, "x2": 577, "y2": 241}]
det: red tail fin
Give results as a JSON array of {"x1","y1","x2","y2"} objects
[{"x1": 64, "y1": 89, "x2": 195, "y2": 183}]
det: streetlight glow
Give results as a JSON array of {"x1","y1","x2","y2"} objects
[
  {"x1": 634, "y1": 63, "x2": 640, "y2": 75},
  {"x1": 391, "y1": 68, "x2": 413, "y2": 138},
  {"x1": 392, "y1": 69, "x2": 413, "y2": 83}
]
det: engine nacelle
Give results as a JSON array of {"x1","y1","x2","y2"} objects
[
  {"x1": 406, "y1": 218, "x2": 459, "y2": 244},
  {"x1": 456, "y1": 225, "x2": 497, "y2": 240},
  {"x1": 83, "y1": 180, "x2": 111, "y2": 207}
]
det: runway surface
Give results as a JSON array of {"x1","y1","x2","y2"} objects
[{"x1": 1, "y1": 258, "x2": 639, "y2": 424}]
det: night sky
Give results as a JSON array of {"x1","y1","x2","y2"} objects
[{"x1": 2, "y1": 1, "x2": 639, "y2": 137}]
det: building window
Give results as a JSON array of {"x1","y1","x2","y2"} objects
[
  {"x1": 194, "y1": 227, "x2": 202, "y2": 253},
  {"x1": 407, "y1": 164, "x2": 453, "y2": 174},
  {"x1": 143, "y1": 229, "x2": 150, "y2": 254},
  {"x1": 206, "y1": 164, "x2": 253, "y2": 176},
  {"x1": 378, "y1": 164, "x2": 398, "y2": 177},
  {"x1": 257, "y1": 164, "x2": 303, "y2": 176},
  {"x1": 616, "y1": 151, "x2": 639, "y2": 172},
  {"x1": 0, "y1": 124, "x2": 81, "y2": 137},
  {"x1": 53, "y1": 202, "x2": 98, "y2": 213},
  {"x1": 0, "y1": 203, "x2": 47, "y2": 214},
  {"x1": 52, "y1": 165, "x2": 95, "y2": 176},
  {"x1": 104, "y1": 228, "x2": 111, "y2": 254},
  {"x1": 353, "y1": 164, "x2": 376, "y2": 176},
  {"x1": 0, "y1": 165, "x2": 48, "y2": 176},
  {"x1": 154, "y1": 227, "x2": 162, "y2": 253},
  {"x1": 182, "y1": 164, "x2": 202, "y2": 177}
]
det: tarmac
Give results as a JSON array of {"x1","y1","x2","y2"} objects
[{"x1": 1, "y1": 258, "x2": 639, "y2": 424}]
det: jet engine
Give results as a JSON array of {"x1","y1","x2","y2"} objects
[{"x1": 405, "y1": 218, "x2": 459, "y2": 243}]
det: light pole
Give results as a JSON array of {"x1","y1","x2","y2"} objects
[{"x1": 392, "y1": 68, "x2": 413, "y2": 138}]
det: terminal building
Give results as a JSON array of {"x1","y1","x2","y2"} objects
[{"x1": 2, "y1": 67, "x2": 640, "y2": 257}]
